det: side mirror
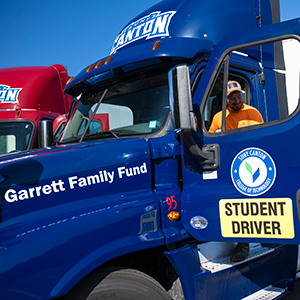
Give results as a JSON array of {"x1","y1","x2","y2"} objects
[
  {"x1": 38, "y1": 120, "x2": 54, "y2": 148},
  {"x1": 168, "y1": 64, "x2": 220, "y2": 170},
  {"x1": 168, "y1": 64, "x2": 196, "y2": 135}
]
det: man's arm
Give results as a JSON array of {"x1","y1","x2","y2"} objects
[{"x1": 209, "y1": 112, "x2": 222, "y2": 132}]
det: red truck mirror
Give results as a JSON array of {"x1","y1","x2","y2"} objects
[{"x1": 38, "y1": 120, "x2": 54, "y2": 148}]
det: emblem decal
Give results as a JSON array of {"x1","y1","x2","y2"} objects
[
  {"x1": 231, "y1": 148, "x2": 276, "y2": 196},
  {"x1": 110, "y1": 11, "x2": 176, "y2": 54},
  {"x1": 0, "y1": 85, "x2": 22, "y2": 103}
]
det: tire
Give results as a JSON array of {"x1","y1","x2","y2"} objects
[{"x1": 62, "y1": 267, "x2": 173, "y2": 300}]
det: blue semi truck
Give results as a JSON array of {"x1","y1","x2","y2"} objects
[{"x1": 1, "y1": 0, "x2": 300, "y2": 299}]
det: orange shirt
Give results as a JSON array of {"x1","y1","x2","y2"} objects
[{"x1": 209, "y1": 104, "x2": 264, "y2": 133}]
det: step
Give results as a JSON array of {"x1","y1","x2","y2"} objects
[
  {"x1": 199, "y1": 244, "x2": 275, "y2": 273},
  {"x1": 241, "y1": 285, "x2": 285, "y2": 300}
]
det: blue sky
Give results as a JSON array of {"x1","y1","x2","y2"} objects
[{"x1": 1, "y1": 0, "x2": 299, "y2": 77}]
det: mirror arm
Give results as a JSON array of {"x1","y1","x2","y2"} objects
[
  {"x1": 183, "y1": 135, "x2": 220, "y2": 170},
  {"x1": 183, "y1": 135, "x2": 212, "y2": 161}
]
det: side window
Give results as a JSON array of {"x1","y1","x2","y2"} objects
[
  {"x1": 53, "y1": 121, "x2": 66, "y2": 142},
  {"x1": 203, "y1": 37, "x2": 300, "y2": 134},
  {"x1": 282, "y1": 39, "x2": 300, "y2": 114},
  {"x1": 203, "y1": 70, "x2": 250, "y2": 132}
]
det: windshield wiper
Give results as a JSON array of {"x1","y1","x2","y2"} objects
[
  {"x1": 84, "y1": 130, "x2": 120, "y2": 140},
  {"x1": 79, "y1": 88, "x2": 108, "y2": 143}
]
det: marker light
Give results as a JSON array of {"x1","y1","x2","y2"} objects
[
  {"x1": 167, "y1": 211, "x2": 180, "y2": 221},
  {"x1": 86, "y1": 63, "x2": 95, "y2": 73},
  {"x1": 15, "y1": 110, "x2": 21, "y2": 118},
  {"x1": 95, "y1": 60, "x2": 104, "y2": 69},
  {"x1": 104, "y1": 55, "x2": 113, "y2": 65},
  {"x1": 66, "y1": 76, "x2": 74, "y2": 85},
  {"x1": 152, "y1": 40, "x2": 161, "y2": 51},
  {"x1": 194, "y1": 115, "x2": 198, "y2": 131},
  {"x1": 190, "y1": 216, "x2": 208, "y2": 230}
]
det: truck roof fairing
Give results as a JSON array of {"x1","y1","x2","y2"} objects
[{"x1": 65, "y1": 0, "x2": 279, "y2": 96}]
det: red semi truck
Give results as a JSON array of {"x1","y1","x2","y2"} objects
[{"x1": 0, "y1": 64, "x2": 72, "y2": 154}]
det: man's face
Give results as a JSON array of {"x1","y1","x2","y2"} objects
[{"x1": 227, "y1": 91, "x2": 243, "y2": 112}]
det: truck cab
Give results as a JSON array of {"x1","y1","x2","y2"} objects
[
  {"x1": 0, "y1": 64, "x2": 72, "y2": 154},
  {"x1": 1, "y1": 1, "x2": 300, "y2": 299}
]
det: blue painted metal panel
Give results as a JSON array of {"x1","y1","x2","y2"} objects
[
  {"x1": 65, "y1": 0, "x2": 275, "y2": 96},
  {"x1": 0, "y1": 138, "x2": 165, "y2": 299},
  {"x1": 148, "y1": 133, "x2": 190, "y2": 244},
  {"x1": 181, "y1": 18, "x2": 300, "y2": 245},
  {"x1": 0, "y1": 139, "x2": 150, "y2": 219},
  {"x1": 182, "y1": 116, "x2": 300, "y2": 243},
  {"x1": 166, "y1": 244, "x2": 298, "y2": 300}
]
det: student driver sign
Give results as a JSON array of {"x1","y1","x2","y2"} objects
[{"x1": 219, "y1": 198, "x2": 295, "y2": 239}]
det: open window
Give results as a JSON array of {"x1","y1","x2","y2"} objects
[
  {"x1": 203, "y1": 70, "x2": 251, "y2": 132},
  {"x1": 202, "y1": 36, "x2": 300, "y2": 135}
]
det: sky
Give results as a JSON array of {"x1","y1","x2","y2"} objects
[{"x1": 1, "y1": 0, "x2": 299, "y2": 77}]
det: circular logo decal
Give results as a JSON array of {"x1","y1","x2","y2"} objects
[{"x1": 231, "y1": 148, "x2": 276, "y2": 196}]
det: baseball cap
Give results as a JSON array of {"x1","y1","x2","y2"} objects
[{"x1": 227, "y1": 81, "x2": 242, "y2": 96}]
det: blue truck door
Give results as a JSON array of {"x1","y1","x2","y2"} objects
[{"x1": 180, "y1": 18, "x2": 300, "y2": 244}]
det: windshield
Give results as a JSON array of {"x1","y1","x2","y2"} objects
[
  {"x1": 60, "y1": 71, "x2": 170, "y2": 144},
  {"x1": 0, "y1": 121, "x2": 34, "y2": 155}
]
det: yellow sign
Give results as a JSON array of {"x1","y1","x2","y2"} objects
[{"x1": 219, "y1": 198, "x2": 295, "y2": 239}]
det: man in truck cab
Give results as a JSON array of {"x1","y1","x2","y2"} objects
[
  {"x1": 209, "y1": 80, "x2": 264, "y2": 133},
  {"x1": 209, "y1": 81, "x2": 264, "y2": 262}
]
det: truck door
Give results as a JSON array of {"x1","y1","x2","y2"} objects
[{"x1": 178, "y1": 18, "x2": 300, "y2": 244}]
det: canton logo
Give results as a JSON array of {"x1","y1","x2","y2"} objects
[
  {"x1": 0, "y1": 85, "x2": 22, "y2": 103},
  {"x1": 231, "y1": 148, "x2": 276, "y2": 196},
  {"x1": 110, "y1": 11, "x2": 176, "y2": 54}
]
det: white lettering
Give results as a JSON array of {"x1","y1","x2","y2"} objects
[
  {"x1": 5, "y1": 189, "x2": 18, "y2": 203},
  {"x1": 238, "y1": 151, "x2": 249, "y2": 161},
  {"x1": 28, "y1": 187, "x2": 35, "y2": 198},
  {"x1": 134, "y1": 24, "x2": 145, "y2": 37},
  {"x1": 99, "y1": 171, "x2": 104, "y2": 182},
  {"x1": 250, "y1": 150, "x2": 266, "y2": 160},
  {"x1": 87, "y1": 175, "x2": 100, "y2": 185},
  {"x1": 141, "y1": 162, "x2": 147, "y2": 173},
  {"x1": 133, "y1": 166, "x2": 140, "y2": 175},
  {"x1": 42, "y1": 185, "x2": 52, "y2": 195},
  {"x1": 118, "y1": 166, "x2": 126, "y2": 179},
  {"x1": 152, "y1": 15, "x2": 169, "y2": 35},
  {"x1": 124, "y1": 28, "x2": 135, "y2": 43},
  {"x1": 103, "y1": 170, "x2": 108, "y2": 182},
  {"x1": 19, "y1": 189, "x2": 29, "y2": 200},
  {"x1": 142, "y1": 20, "x2": 155, "y2": 35},
  {"x1": 110, "y1": 11, "x2": 176, "y2": 54},
  {"x1": 107, "y1": 171, "x2": 114, "y2": 183},
  {"x1": 118, "y1": 163, "x2": 147, "y2": 179},
  {"x1": 6, "y1": 89, "x2": 18, "y2": 101},
  {"x1": 5, "y1": 162, "x2": 148, "y2": 203},
  {"x1": 0, "y1": 91, "x2": 6, "y2": 99},
  {"x1": 68, "y1": 176, "x2": 78, "y2": 189},
  {"x1": 51, "y1": 179, "x2": 65, "y2": 192},
  {"x1": 78, "y1": 177, "x2": 87, "y2": 187},
  {"x1": 115, "y1": 33, "x2": 125, "y2": 48},
  {"x1": 36, "y1": 186, "x2": 42, "y2": 197}
]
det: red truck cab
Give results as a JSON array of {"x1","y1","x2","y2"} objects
[{"x1": 0, "y1": 64, "x2": 72, "y2": 154}]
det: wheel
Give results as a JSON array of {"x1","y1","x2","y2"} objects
[{"x1": 62, "y1": 267, "x2": 173, "y2": 300}]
